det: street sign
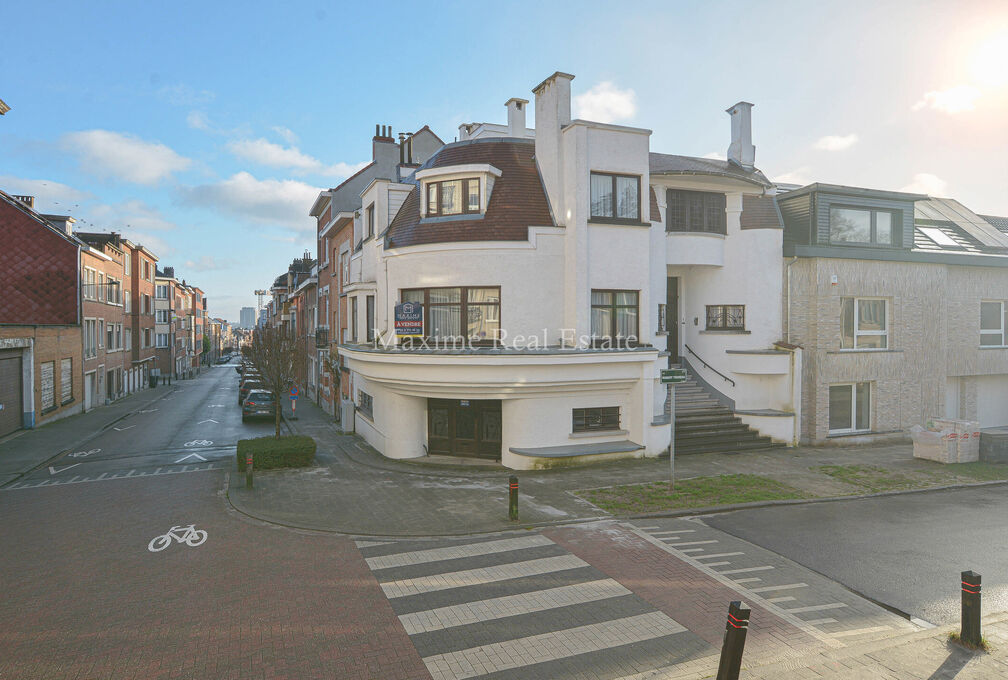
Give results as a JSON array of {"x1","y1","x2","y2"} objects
[
  {"x1": 395, "y1": 301, "x2": 424, "y2": 337},
  {"x1": 290, "y1": 385, "x2": 299, "y2": 400},
  {"x1": 661, "y1": 368, "x2": 687, "y2": 384}
]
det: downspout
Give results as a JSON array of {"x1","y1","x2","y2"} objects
[
  {"x1": 785, "y1": 256, "x2": 798, "y2": 344},
  {"x1": 784, "y1": 255, "x2": 799, "y2": 446}
]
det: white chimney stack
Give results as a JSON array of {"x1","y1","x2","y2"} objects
[
  {"x1": 726, "y1": 101, "x2": 755, "y2": 168},
  {"x1": 505, "y1": 97, "x2": 529, "y2": 137}
]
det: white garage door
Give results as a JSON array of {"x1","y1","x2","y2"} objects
[{"x1": 976, "y1": 375, "x2": 1008, "y2": 428}]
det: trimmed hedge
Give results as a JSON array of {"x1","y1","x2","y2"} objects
[{"x1": 237, "y1": 435, "x2": 316, "y2": 471}]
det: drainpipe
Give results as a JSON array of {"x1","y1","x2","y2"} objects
[{"x1": 785, "y1": 256, "x2": 798, "y2": 344}]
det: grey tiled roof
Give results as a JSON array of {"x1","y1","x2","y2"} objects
[
  {"x1": 981, "y1": 214, "x2": 1008, "y2": 234},
  {"x1": 649, "y1": 153, "x2": 772, "y2": 187}
]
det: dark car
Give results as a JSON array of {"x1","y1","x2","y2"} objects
[
  {"x1": 241, "y1": 390, "x2": 277, "y2": 422},
  {"x1": 239, "y1": 379, "x2": 265, "y2": 405}
]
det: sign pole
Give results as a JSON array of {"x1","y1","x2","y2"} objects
[{"x1": 670, "y1": 384, "x2": 676, "y2": 490}]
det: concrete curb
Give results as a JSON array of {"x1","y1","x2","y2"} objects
[{"x1": 616, "y1": 478, "x2": 1008, "y2": 521}]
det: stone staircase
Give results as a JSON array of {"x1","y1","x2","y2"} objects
[{"x1": 665, "y1": 364, "x2": 784, "y2": 455}]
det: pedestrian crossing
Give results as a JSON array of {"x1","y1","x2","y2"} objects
[{"x1": 357, "y1": 533, "x2": 710, "y2": 680}]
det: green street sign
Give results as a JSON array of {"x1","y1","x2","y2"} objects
[{"x1": 660, "y1": 368, "x2": 687, "y2": 384}]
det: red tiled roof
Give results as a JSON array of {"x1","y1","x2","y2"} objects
[{"x1": 385, "y1": 139, "x2": 555, "y2": 248}]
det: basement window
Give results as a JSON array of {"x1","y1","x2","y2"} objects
[{"x1": 573, "y1": 407, "x2": 620, "y2": 433}]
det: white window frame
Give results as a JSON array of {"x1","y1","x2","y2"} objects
[
  {"x1": 840, "y1": 297, "x2": 888, "y2": 350},
  {"x1": 980, "y1": 300, "x2": 1006, "y2": 347},
  {"x1": 829, "y1": 381, "x2": 871, "y2": 435}
]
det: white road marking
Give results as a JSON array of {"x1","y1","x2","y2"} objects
[
  {"x1": 380, "y1": 555, "x2": 587, "y2": 599},
  {"x1": 785, "y1": 603, "x2": 848, "y2": 614},
  {"x1": 354, "y1": 540, "x2": 393, "y2": 548},
  {"x1": 749, "y1": 583, "x2": 808, "y2": 594},
  {"x1": 695, "y1": 552, "x2": 744, "y2": 560},
  {"x1": 184, "y1": 440, "x2": 213, "y2": 447},
  {"x1": 665, "y1": 540, "x2": 718, "y2": 547},
  {"x1": 399, "y1": 579, "x2": 631, "y2": 634},
  {"x1": 176, "y1": 453, "x2": 208, "y2": 463},
  {"x1": 701, "y1": 561, "x2": 731, "y2": 567},
  {"x1": 137, "y1": 409, "x2": 158, "y2": 413},
  {"x1": 718, "y1": 566, "x2": 774, "y2": 575},
  {"x1": 804, "y1": 618, "x2": 838, "y2": 626},
  {"x1": 198, "y1": 419, "x2": 219, "y2": 424},
  {"x1": 48, "y1": 463, "x2": 81, "y2": 475},
  {"x1": 650, "y1": 529, "x2": 695, "y2": 536},
  {"x1": 765, "y1": 596, "x2": 796, "y2": 604},
  {"x1": 421, "y1": 612, "x2": 686, "y2": 680},
  {"x1": 679, "y1": 548, "x2": 705, "y2": 553},
  {"x1": 733, "y1": 577, "x2": 762, "y2": 584},
  {"x1": 831, "y1": 625, "x2": 891, "y2": 637},
  {"x1": 68, "y1": 448, "x2": 101, "y2": 458},
  {"x1": 113, "y1": 425, "x2": 136, "y2": 431},
  {"x1": 366, "y1": 535, "x2": 553, "y2": 570}
]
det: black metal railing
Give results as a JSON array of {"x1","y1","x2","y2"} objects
[
  {"x1": 315, "y1": 327, "x2": 329, "y2": 348},
  {"x1": 684, "y1": 343, "x2": 735, "y2": 387}
]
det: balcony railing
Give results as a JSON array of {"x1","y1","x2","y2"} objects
[{"x1": 315, "y1": 327, "x2": 329, "y2": 348}]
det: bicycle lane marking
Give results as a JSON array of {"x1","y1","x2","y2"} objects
[{"x1": 148, "y1": 524, "x2": 209, "y2": 552}]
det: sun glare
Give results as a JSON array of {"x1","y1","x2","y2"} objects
[{"x1": 970, "y1": 29, "x2": 1008, "y2": 89}]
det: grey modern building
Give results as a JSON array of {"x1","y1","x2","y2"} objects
[{"x1": 239, "y1": 306, "x2": 256, "y2": 329}]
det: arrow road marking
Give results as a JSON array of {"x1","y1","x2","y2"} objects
[
  {"x1": 49, "y1": 463, "x2": 81, "y2": 475},
  {"x1": 198, "y1": 419, "x2": 219, "y2": 424},
  {"x1": 113, "y1": 425, "x2": 136, "y2": 431},
  {"x1": 175, "y1": 453, "x2": 208, "y2": 463}
]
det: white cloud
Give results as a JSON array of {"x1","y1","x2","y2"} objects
[
  {"x1": 62, "y1": 130, "x2": 192, "y2": 185},
  {"x1": 272, "y1": 126, "x2": 299, "y2": 144},
  {"x1": 183, "y1": 171, "x2": 322, "y2": 229},
  {"x1": 701, "y1": 151, "x2": 723, "y2": 160},
  {"x1": 157, "y1": 84, "x2": 215, "y2": 106},
  {"x1": 187, "y1": 111, "x2": 210, "y2": 130},
  {"x1": 184, "y1": 255, "x2": 232, "y2": 272},
  {"x1": 912, "y1": 85, "x2": 981, "y2": 114},
  {"x1": 227, "y1": 138, "x2": 365, "y2": 178},
  {"x1": 87, "y1": 199, "x2": 177, "y2": 232},
  {"x1": 0, "y1": 175, "x2": 92, "y2": 213},
  {"x1": 773, "y1": 167, "x2": 812, "y2": 186},
  {"x1": 574, "y1": 81, "x2": 637, "y2": 124},
  {"x1": 813, "y1": 134, "x2": 859, "y2": 151},
  {"x1": 900, "y1": 173, "x2": 948, "y2": 196}
]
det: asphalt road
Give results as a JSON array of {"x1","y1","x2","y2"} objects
[
  {"x1": 11, "y1": 362, "x2": 279, "y2": 486},
  {"x1": 704, "y1": 486, "x2": 1008, "y2": 625}
]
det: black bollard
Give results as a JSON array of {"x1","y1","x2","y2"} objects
[
  {"x1": 716, "y1": 601, "x2": 751, "y2": 680},
  {"x1": 961, "y1": 570, "x2": 982, "y2": 647},
  {"x1": 245, "y1": 453, "x2": 254, "y2": 490},
  {"x1": 508, "y1": 476, "x2": 518, "y2": 521}
]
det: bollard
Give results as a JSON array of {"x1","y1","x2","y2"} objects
[
  {"x1": 245, "y1": 453, "x2": 254, "y2": 490},
  {"x1": 961, "y1": 570, "x2": 982, "y2": 647},
  {"x1": 508, "y1": 476, "x2": 518, "y2": 521},
  {"x1": 715, "y1": 601, "x2": 751, "y2": 680}
]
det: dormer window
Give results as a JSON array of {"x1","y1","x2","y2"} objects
[
  {"x1": 830, "y1": 206, "x2": 896, "y2": 246},
  {"x1": 426, "y1": 178, "x2": 480, "y2": 217}
]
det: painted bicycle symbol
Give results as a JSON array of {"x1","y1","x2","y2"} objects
[
  {"x1": 184, "y1": 440, "x2": 213, "y2": 447},
  {"x1": 68, "y1": 448, "x2": 101, "y2": 458},
  {"x1": 147, "y1": 524, "x2": 208, "y2": 552}
]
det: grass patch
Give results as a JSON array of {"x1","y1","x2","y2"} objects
[
  {"x1": 237, "y1": 435, "x2": 316, "y2": 471},
  {"x1": 575, "y1": 474, "x2": 810, "y2": 514},
  {"x1": 948, "y1": 631, "x2": 990, "y2": 652},
  {"x1": 813, "y1": 465, "x2": 924, "y2": 493},
  {"x1": 945, "y1": 462, "x2": 1008, "y2": 482}
]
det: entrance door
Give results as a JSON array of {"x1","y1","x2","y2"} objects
[
  {"x1": 428, "y1": 399, "x2": 502, "y2": 459},
  {"x1": 84, "y1": 373, "x2": 94, "y2": 411},
  {"x1": 666, "y1": 276, "x2": 679, "y2": 363},
  {"x1": 0, "y1": 352, "x2": 23, "y2": 437}
]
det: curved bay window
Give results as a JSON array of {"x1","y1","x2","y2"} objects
[
  {"x1": 401, "y1": 286, "x2": 500, "y2": 345},
  {"x1": 426, "y1": 178, "x2": 481, "y2": 217},
  {"x1": 590, "y1": 290, "x2": 639, "y2": 347}
]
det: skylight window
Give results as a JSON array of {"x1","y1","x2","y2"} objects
[{"x1": 919, "y1": 227, "x2": 961, "y2": 248}]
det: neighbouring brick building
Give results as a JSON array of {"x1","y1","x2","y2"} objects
[
  {"x1": 122, "y1": 238, "x2": 158, "y2": 390},
  {"x1": 0, "y1": 191, "x2": 83, "y2": 436},
  {"x1": 77, "y1": 232, "x2": 130, "y2": 408}
]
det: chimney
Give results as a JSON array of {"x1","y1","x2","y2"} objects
[
  {"x1": 12, "y1": 194, "x2": 34, "y2": 209},
  {"x1": 44, "y1": 214, "x2": 75, "y2": 236},
  {"x1": 163, "y1": 266, "x2": 175, "y2": 279},
  {"x1": 506, "y1": 97, "x2": 529, "y2": 137},
  {"x1": 533, "y1": 71, "x2": 575, "y2": 224},
  {"x1": 726, "y1": 102, "x2": 755, "y2": 168}
]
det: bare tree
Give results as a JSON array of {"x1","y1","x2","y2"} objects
[{"x1": 247, "y1": 326, "x2": 309, "y2": 438}]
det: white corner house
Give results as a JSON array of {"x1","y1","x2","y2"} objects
[{"x1": 337, "y1": 71, "x2": 800, "y2": 470}]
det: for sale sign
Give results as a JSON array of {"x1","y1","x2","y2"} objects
[{"x1": 395, "y1": 302, "x2": 423, "y2": 338}]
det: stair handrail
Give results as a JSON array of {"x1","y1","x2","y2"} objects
[{"x1": 684, "y1": 343, "x2": 736, "y2": 387}]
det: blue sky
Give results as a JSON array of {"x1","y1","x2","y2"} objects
[{"x1": 3, "y1": 0, "x2": 1007, "y2": 321}]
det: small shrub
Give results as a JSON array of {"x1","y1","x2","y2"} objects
[{"x1": 237, "y1": 435, "x2": 316, "y2": 471}]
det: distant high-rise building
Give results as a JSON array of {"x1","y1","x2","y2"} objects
[{"x1": 240, "y1": 306, "x2": 255, "y2": 329}]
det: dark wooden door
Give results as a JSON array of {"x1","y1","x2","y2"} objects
[
  {"x1": 667, "y1": 277, "x2": 679, "y2": 363},
  {"x1": 428, "y1": 399, "x2": 502, "y2": 459},
  {"x1": 0, "y1": 353, "x2": 23, "y2": 437}
]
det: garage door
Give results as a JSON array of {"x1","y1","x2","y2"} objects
[
  {"x1": 976, "y1": 375, "x2": 1008, "y2": 428},
  {"x1": 0, "y1": 354, "x2": 24, "y2": 438}
]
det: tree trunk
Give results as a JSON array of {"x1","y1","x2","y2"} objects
[{"x1": 275, "y1": 400, "x2": 281, "y2": 439}]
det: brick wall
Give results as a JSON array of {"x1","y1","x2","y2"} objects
[{"x1": 2, "y1": 325, "x2": 83, "y2": 426}]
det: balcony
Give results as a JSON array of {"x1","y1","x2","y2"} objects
[
  {"x1": 665, "y1": 230, "x2": 724, "y2": 266},
  {"x1": 315, "y1": 327, "x2": 329, "y2": 348}
]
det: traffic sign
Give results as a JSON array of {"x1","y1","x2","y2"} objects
[
  {"x1": 661, "y1": 368, "x2": 687, "y2": 384},
  {"x1": 289, "y1": 385, "x2": 299, "y2": 399}
]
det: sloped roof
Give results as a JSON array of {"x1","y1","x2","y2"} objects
[
  {"x1": 649, "y1": 153, "x2": 772, "y2": 188},
  {"x1": 740, "y1": 195, "x2": 783, "y2": 229},
  {"x1": 915, "y1": 198, "x2": 1008, "y2": 249},
  {"x1": 385, "y1": 138, "x2": 554, "y2": 249},
  {"x1": 981, "y1": 214, "x2": 1008, "y2": 234}
]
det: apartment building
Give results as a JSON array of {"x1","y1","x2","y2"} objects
[
  {"x1": 780, "y1": 187, "x2": 1008, "y2": 443},
  {"x1": 0, "y1": 192, "x2": 83, "y2": 436},
  {"x1": 121, "y1": 238, "x2": 158, "y2": 392},
  {"x1": 309, "y1": 123, "x2": 443, "y2": 418}
]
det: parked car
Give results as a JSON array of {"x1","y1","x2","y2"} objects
[
  {"x1": 241, "y1": 389, "x2": 277, "y2": 422},
  {"x1": 239, "y1": 379, "x2": 266, "y2": 405}
]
